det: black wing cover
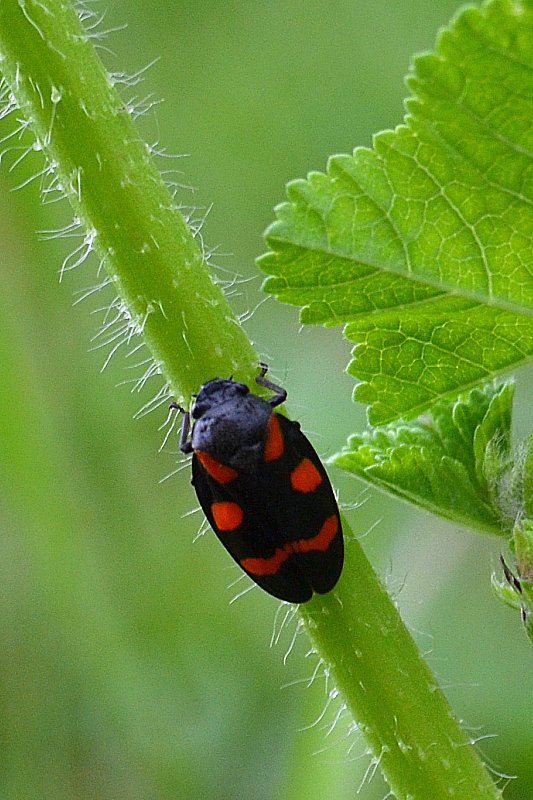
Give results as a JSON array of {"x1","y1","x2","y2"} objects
[{"x1": 191, "y1": 413, "x2": 344, "y2": 603}]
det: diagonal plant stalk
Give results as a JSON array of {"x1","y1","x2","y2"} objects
[{"x1": 0, "y1": 1, "x2": 503, "y2": 797}]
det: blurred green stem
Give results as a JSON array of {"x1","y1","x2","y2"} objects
[
  {"x1": 0, "y1": 0, "x2": 256, "y2": 401},
  {"x1": 0, "y1": 1, "x2": 501, "y2": 798}
]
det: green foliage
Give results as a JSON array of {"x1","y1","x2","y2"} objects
[
  {"x1": 491, "y1": 431, "x2": 533, "y2": 642},
  {"x1": 333, "y1": 381, "x2": 513, "y2": 534},
  {"x1": 260, "y1": 0, "x2": 533, "y2": 425},
  {"x1": 1, "y1": 0, "x2": 533, "y2": 798},
  {"x1": 492, "y1": 519, "x2": 533, "y2": 642}
]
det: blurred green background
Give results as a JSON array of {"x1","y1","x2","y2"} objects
[{"x1": 1, "y1": 1, "x2": 532, "y2": 798}]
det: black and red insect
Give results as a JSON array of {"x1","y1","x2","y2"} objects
[{"x1": 172, "y1": 365, "x2": 343, "y2": 603}]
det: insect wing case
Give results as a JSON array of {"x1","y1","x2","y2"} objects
[{"x1": 189, "y1": 379, "x2": 343, "y2": 603}]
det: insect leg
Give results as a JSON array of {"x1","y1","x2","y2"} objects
[
  {"x1": 256, "y1": 363, "x2": 287, "y2": 407},
  {"x1": 170, "y1": 402, "x2": 193, "y2": 453}
]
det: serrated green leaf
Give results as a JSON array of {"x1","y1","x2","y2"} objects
[
  {"x1": 259, "y1": 0, "x2": 533, "y2": 424},
  {"x1": 473, "y1": 381, "x2": 514, "y2": 484},
  {"x1": 333, "y1": 382, "x2": 514, "y2": 534}
]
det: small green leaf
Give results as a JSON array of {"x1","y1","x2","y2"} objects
[
  {"x1": 333, "y1": 382, "x2": 514, "y2": 534},
  {"x1": 495, "y1": 520, "x2": 533, "y2": 643},
  {"x1": 491, "y1": 571, "x2": 522, "y2": 611},
  {"x1": 260, "y1": 0, "x2": 533, "y2": 423}
]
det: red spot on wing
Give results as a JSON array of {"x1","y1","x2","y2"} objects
[
  {"x1": 290, "y1": 458, "x2": 322, "y2": 493},
  {"x1": 240, "y1": 515, "x2": 339, "y2": 577},
  {"x1": 196, "y1": 450, "x2": 238, "y2": 484},
  {"x1": 263, "y1": 414, "x2": 284, "y2": 462},
  {"x1": 211, "y1": 501, "x2": 243, "y2": 531},
  {"x1": 295, "y1": 515, "x2": 338, "y2": 553},
  {"x1": 241, "y1": 548, "x2": 290, "y2": 576}
]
